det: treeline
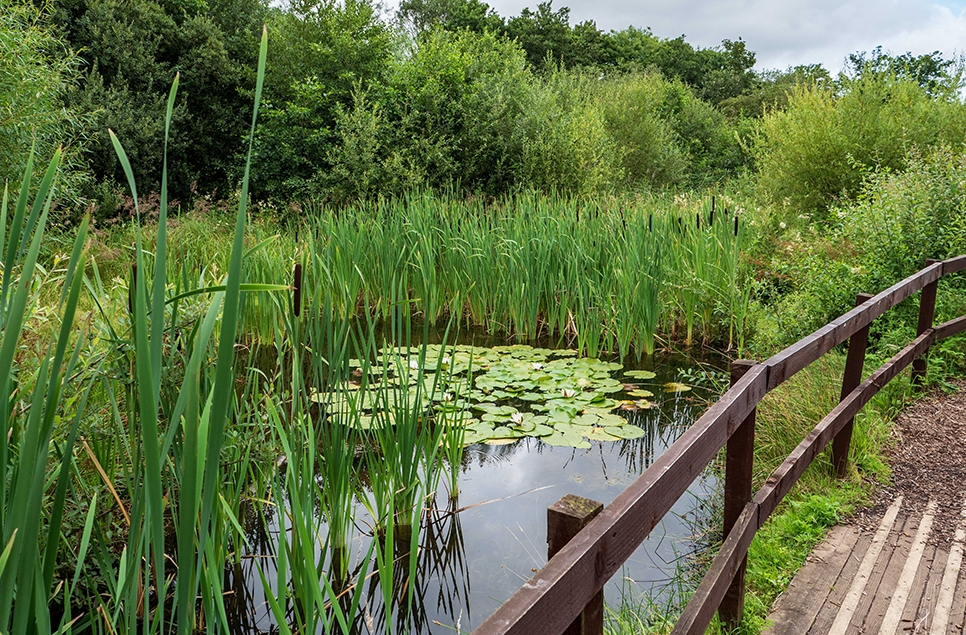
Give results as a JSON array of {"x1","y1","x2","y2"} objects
[{"x1": 2, "y1": 0, "x2": 965, "y2": 219}]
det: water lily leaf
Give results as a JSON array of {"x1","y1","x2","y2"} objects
[
  {"x1": 663, "y1": 382, "x2": 692, "y2": 393},
  {"x1": 462, "y1": 432, "x2": 488, "y2": 446},
  {"x1": 485, "y1": 438, "x2": 517, "y2": 446},
  {"x1": 627, "y1": 389, "x2": 654, "y2": 398},
  {"x1": 519, "y1": 392, "x2": 544, "y2": 401},
  {"x1": 624, "y1": 370, "x2": 657, "y2": 380},
  {"x1": 543, "y1": 431, "x2": 590, "y2": 449},
  {"x1": 596, "y1": 413, "x2": 627, "y2": 427},
  {"x1": 548, "y1": 406, "x2": 576, "y2": 423},
  {"x1": 481, "y1": 412, "x2": 513, "y2": 423},
  {"x1": 531, "y1": 424, "x2": 555, "y2": 437},
  {"x1": 605, "y1": 425, "x2": 647, "y2": 440},
  {"x1": 574, "y1": 413, "x2": 601, "y2": 427},
  {"x1": 586, "y1": 427, "x2": 621, "y2": 442}
]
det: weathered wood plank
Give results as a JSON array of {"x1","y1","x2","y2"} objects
[
  {"x1": 879, "y1": 502, "x2": 936, "y2": 635},
  {"x1": 764, "y1": 262, "x2": 942, "y2": 390},
  {"x1": 671, "y1": 502, "x2": 760, "y2": 635},
  {"x1": 471, "y1": 365, "x2": 768, "y2": 635},
  {"x1": 850, "y1": 513, "x2": 917, "y2": 634},
  {"x1": 547, "y1": 495, "x2": 604, "y2": 635},
  {"x1": 807, "y1": 531, "x2": 873, "y2": 634},
  {"x1": 944, "y1": 254, "x2": 966, "y2": 274},
  {"x1": 898, "y1": 541, "x2": 937, "y2": 633},
  {"x1": 834, "y1": 293, "x2": 873, "y2": 476},
  {"x1": 763, "y1": 525, "x2": 860, "y2": 635},
  {"x1": 918, "y1": 546, "x2": 947, "y2": 634},
  {"x1": 720, "y1": 360, "x2": 758, "y2": 628},
  {"x1": 935, "y1": 315, "x2": 966, "y2": 342}
]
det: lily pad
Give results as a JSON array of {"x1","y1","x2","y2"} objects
[
  {"x1": 542, "y1": 430, "x2": 591, "y2": 449},
  {"x1": 624, "y1": 370, "x2": 657, "y2": 380},
  {"x1": 626, "y1": 389, "x2": 654, "y2": 398},
  {"x1": 586, "y1": 427, "x2": 621, "y2": 442},
  {"x1": 605, "y1": 425, "x2": 647, "y2": 440},
  {"x1": 663, "y1": 382, "x2": 692, "y2": 393}
]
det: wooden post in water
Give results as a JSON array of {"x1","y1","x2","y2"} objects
[
  {"x1": 547, "y1": 494, "x2": 604, "y2": 635},
  {"x1": 912, "y1": 259, "x2": 940, "y2": 387},
  {"x1": 833, "y1": 293, "x2": 873, "y2": 477},
  {"x1": 719, "y1": 359, "x2": 757, "y2": 629}
]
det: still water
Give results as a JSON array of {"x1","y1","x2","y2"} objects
[{"x1": 225, "y1": 351, "x2": 723, "y2": 634}]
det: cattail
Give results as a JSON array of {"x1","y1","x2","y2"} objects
[
  {"x1": 619, "y1": 208, "x2": 627, "y2": 232},
  {"x1": 128, "y1": 263, "x2": 137, "y2": 316},
  {"x1": 648, "y1": 213, "x2": 653, "y2": 232},
  {"x1": 734, "y1": 214, "x2": 739, "y2": 237},
  {"x1": 677, "y1": 217, "x2": 683, "y2": 233},
  {"x1": 293, "y1": 262, "x2": 303, "y2": 318},
  {"x1": 696, "y1": 212, "x2": 701, "y2": 230},
  {"x1": 710, "y1": 196, "x2": 715, "y2": 225}
]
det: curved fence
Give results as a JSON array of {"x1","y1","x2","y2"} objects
[{"x1": 472, "y1": 255, "x2": 966, "y2": 635}]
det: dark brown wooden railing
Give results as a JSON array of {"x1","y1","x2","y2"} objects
[{"x1": 473, "y1": 255, "x2": 966, "y2": 635}]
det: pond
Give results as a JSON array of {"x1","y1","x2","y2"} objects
[{"x1": 223, "y1": 344, "x2": 725, "y2": 634}]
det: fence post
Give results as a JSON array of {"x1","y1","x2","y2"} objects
[
  {"x1": 912, "y1": 259, "x2": 940, "y2": 387},
  {"x1": 720, "y1": 359, "x2": 757, "y2": 629},
  {"x1": 547, "y1": 494, "x2": 604, "y2": 635},
  {"x1": 833, "y1": 293, "x2": 873, "y2": 477}
]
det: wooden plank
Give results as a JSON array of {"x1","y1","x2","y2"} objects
[
  {"x1": 850, "y1": 512, "x2": 918, "y2": 634},
  {"x1": 922, "y1": 548, "x2": 950, "y2": 634},
  {"x1": 943, "y1": 254, "x2": 966, "y2": 274},
  {"x1": 763, "y1": 262, "x2": 942, "y2": 391},
  {"x1": 899, "y1": 541, "x2": 938, "y2": 633},
  {"x1": 834, "y1": 293, "x2": 873, "y2": 476},
  {"x1": 827, "y1": 497, "x2": 904, "y2": 633},
  {"x1": 471, "y1": 365, "x2": 768, "y2": 635},
  {"x1": 763, "y1": 525, "x2": 861, "y2": 635},
  {"x1": 879, "y1": 501, "x2": 937, "y2": 635},
  {"x1": 671, "y1": 502, "x2": 760, "y2": 635},
  {"x1": 931, "y1": 501, "x2": 966, "y2": 635},
  {"x1": 935, "y1": 315, "x2": 966, "y2": 342},
  {"x1": 945, "y1": 555, "x2": 966, "y2": 635},
  {"x1": 912, "y1": 260, "x2": 939, "y2": 385},
  {"x1": 754, "y1": 331, "x2": 932, "y2": 521},
  {"x1": 547, "y1": 495, "x2": 604, "y2": 635},
  {"x1": 720, "y1": 361, "x2": 758, "y2": 628},
  {"x1": 807, "y1": 531, "x2": 873, "y2": 634}
]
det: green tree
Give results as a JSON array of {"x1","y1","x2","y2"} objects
[{"x1": 49, "y1": 0, "x2": 264, "y2": 199}]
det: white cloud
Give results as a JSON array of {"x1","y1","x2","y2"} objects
[{"x1": 435, "y1": 0, "x2": 966, "y2": 73}]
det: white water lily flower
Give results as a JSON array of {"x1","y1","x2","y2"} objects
[
  {"x1": 510, "y1": 412, "x2": 525, "y2": 424},
  {"x1": 443, "y1": 392, "x2": 454, "y2": 402},
  {"x1": 531, "y1": 362, "x2": 543, "y2": 370},
  {"x1": 561, "y1": 388, "x2": 577, "y2": 398},
  {"x1": 409, "y1": 359, "x2": 420, "y2": 371},
  {"x1": 441, "y1": 356, "x2": 451, "y2": 366}
]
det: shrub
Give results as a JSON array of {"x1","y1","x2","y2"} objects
[
  {"x1": 753, "y1": 73, "x2": 966, "y2": 219},
  {"x1": 0, "y1": 0, "x2": 91, "y2": 205}
]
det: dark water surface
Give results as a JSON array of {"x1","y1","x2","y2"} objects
[{"x1": 225, "y1": 350, "x2": 724, "y2": 634}]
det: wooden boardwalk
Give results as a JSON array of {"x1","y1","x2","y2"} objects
[{"x1": 766, "y1": 496, "x2": 966, "y2": 634}]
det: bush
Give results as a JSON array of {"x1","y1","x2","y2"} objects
[
  {"x1": 753, "y1": 73, "x2": 966, "y2": 219},
  {"x1": 0, "y1": 0, "x2": 90, "y2": 206}
]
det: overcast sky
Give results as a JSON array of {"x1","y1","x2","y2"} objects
[{"x1": 389, "y1": 0, "x2": 966, "y2": 73}]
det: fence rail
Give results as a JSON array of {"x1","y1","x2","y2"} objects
[{"x1": 472, "y1": 256, "x2": 966, "y2": 635}]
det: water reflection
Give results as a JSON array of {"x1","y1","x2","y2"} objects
[{"x1": 225, "y1": 362, "x2": 720, "y2": 634}]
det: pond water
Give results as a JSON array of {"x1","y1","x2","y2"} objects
[{"x1": 224, "y1": 347, "x2": 724, "y2": 634}]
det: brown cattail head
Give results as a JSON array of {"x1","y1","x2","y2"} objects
[
  {"x1": 648, "y1": 213, "x2": 653, "y2": 232},
  {"x1": 709, "y1": 197, "x2": 715, "y2": 225},
  {"x1": 293, "y1": 262, "x2": 303, "y2": 318},
  {"x1": 696, "y1": 211, "x2": 701, "y2": 229},
  {"x1": 734, "y1": 214, "x2": 739, "y2": 237},
  {"x1": 128, "y1": 263, "x2": 137, "y2": 316}
]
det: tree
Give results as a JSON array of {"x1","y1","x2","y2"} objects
[{"x1": 49, "y1": 0, "x2": 264, "y2": 199}]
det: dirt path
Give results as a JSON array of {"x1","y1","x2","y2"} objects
[{"x1": 863, "y1": 379, "x2": 966, "y2": 547}]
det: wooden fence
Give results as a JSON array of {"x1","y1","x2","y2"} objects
[{"x1": 472, "y1": 255, "x2": 966, "y2": 635}]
